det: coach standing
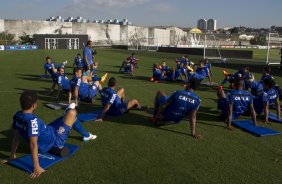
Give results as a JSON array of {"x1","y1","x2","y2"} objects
[{"x1": 83, "y1": 40, "x2": 94, "y2": 71}]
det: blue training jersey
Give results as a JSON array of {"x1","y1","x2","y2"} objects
[
  {"x1": 265, "y1": 88, "x2": 279, "y2": 106},
  {"x1": 205, "y1": 63, "x2": 211, "y2": 70},
  {"x1": 70, "y1": 76, "x2": 89, "y2": 99},
  {"x1": 196, "y1": 67, "x2": 208, "y2": 79},
  {"x1": 227, "y1": 90, "x2": 253, "y2": 118},
  {"x1": 13, "y1": 111, "x2": 56, "y2": 153},
  {"x1": 58, "y1": 74, "x2": 70, "y2": 90},
  {"x1": 100, "y1": 87, "x2": 118, "y2": 107},
  {"x1": 44, "y1": 62, "x2": 56, "y2": 76},
  {"x1": 83, "y1": 46, "x2": 93, "y2": 65},
  {"x1": 245, "y1": 80, "x2": 264, "y2": 96},
  {"x1": 260, "y1": 74, "x2": 273, "y2": 83},
  {"x1": 74, "y1": 57, "x2": 84, "y2": 67},
  {"x1": 164, "y1": 90, "x2": 201, "y2": 123}
]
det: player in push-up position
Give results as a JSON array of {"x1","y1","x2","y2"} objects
[
  {"x1": 151, "y1": 78, "x2": 202, "y2": 139},
  {"x1": 2, "y1": 91, "x2": 96, "y2": 179},
  {"x1": 96, "y1": 77, "x2": 145, "y2": 122},
  {"x1": 217, "y1": 77, "x2": 257, "y2": 130}
]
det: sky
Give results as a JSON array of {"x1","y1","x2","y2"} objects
[{"x1": 0, "y1": 0, "x2": 281, "y2": 28}]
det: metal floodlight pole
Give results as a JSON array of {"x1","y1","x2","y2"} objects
[
  {"x1": 266, "y1": 33, "x2": 271, "y2": 65},
  {"x1": 204, "y1": 34, "x2": 207, "y2": 59}
]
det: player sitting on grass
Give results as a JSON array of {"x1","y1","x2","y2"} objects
[
  {"x1": 260, "y1": 66, "x2": 273, "y2": 82},
  {"x1": 73, "y1": 53, "x2": 83, "y2": 68},
  {"x1": 44, "y1": 57, "x2": 59, "y2": 94},
  {"x1": 221, "y1": 67, "x2": 250, "y2": 88},
  {"x1": 69, "y1": 67, "x2": 108, "y2": 106},
  {"x1": 253, "y1": 77, "x2": 281, "y2": 123},
  {"x1": 195, "y1": 60, "x2": 212, "y2": 84},
  {"x1": 260, "y1": 66, "x2": 282, "y2": 100},
  {"x1": 151, "y1": 78, "x2": 202, "y2": 139},
  {"x1": 204, "y1": 58, "x2": 213, "y2": 77},
  {"x1": 96, "y1": 77, "x2": 145, "y2": 122},
  {"x1": 217, "y1": 77, "x2": 257, "y2": 130},
  {"x1": 56, "y1": 66, "x2": 70, "y2": 98},
  {"x1": 118, "y1": 53, "x2": 140, "y2": 76},
  {"x1": 2, "y1": 91, "x2": 96, "y2": 179},
  {"x1": 244, "y1": 73, "x2": 264, "y2": 97}
]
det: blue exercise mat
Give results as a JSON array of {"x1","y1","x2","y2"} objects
[
  {"x1": 9, "y1": 144, "x2": 79, "y2": 173},
  {"x1": 232, "y1": 120, "x2": 280, "y2": 137},
  {"x1": 269, "y1": 113, "x2": 282, "y2": 123},
  {"x1": 77, "y1": 110, "x2": 102, "y2": 122}
]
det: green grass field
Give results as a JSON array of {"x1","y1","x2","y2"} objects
[{"x1": 0, "y1": 48, "x2": 282, "y2": 184}]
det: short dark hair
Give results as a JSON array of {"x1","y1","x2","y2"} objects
[
  {"x1": 46, "y1": 56, "x2": 51, "y2": 60},
  {"x1": 58, "y1": 66, "x2": 64, "y2": 71},
  {"x1": 86, "y1": 40, "x2": 92, "y2": 46},
  {"x1": 73, "y1": 67, "x2": 82, "y2": 75},
  {"x1": 263, "y1": 77, "x2": 276, "y2": 88},
  {"x1": 108, "y1": 77, "x2": 116, "y2": 87},
  {"x1": 234, "y1": 77, "x2": 244, "y2": 88},
  {"x1": 20, "y1": 91, "x2": 38, "y2": 110},
  {"x1": 188, "y1": 78, "x2": 200, "y2": 90},
  {"x1": 264, "y1": 66, "x2": 271, "y2": 73},
  {"x1": 132, "y1": 53, "x2": 135, "y2": 56},
  {"x1": 77, "y1": 53, "x2": 81, "y2": 56}
]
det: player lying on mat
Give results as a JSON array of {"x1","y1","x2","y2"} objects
[
  {"x1": 2, "y1": 91, "x2": 96, "y2": 179},
  {"x1": 96, "y1": 77, "x2": 145, "y2": 122},
  {"x1": 69, "y1": 67, "x2": 108, "y2": 106},
  {"x1": 217, "y1": 77, "x2": 257, "y2": 130},
  {"x1": 151, "y1": 78, "x2": 202, "y2": 139}
]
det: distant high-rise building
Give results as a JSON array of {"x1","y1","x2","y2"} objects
[
  {"x1": 197, "y1": 19, "x2": 207, "y2": 31},
  {"x1": 207, "y1": 19, "x2": 217, "y2": 31}
]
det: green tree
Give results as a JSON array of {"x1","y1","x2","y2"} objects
[
  {"x1": 250, "y1": 34, "x2": 267, "y2": 46},
  {"x1": 19, "y1": 32, "x2": 34, "y2": 45},
  {"x1": 0, "y1": 31, "x2": 17, "y2": 45}
]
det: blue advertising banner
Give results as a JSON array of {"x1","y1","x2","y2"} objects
[{"x1": 4, "y1": 45, "x2": 38, "y2": 50}]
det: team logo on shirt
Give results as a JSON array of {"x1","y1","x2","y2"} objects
[
  {"x1": 179, "y1": 95, "x2": 195, "y2": 104},
  {"x1": 58, "y1": 126, "x2": 65, "y2": 135},
  {"x1": 31, "y1": 118, "x2": 39, "y2": 135}
]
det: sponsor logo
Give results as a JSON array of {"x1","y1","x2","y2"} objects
[
  {"x1": 31, "y1": 118, "x2": 39, "y2": 135},
  {"x1": 38, "y1": 154, "x2": 55, "y2": 160},
  {"x1": 58, "y1": 126, "x2": 65, "y2": 134}
]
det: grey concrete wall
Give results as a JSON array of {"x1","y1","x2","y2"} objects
[
  {"x1": 0, "y1": 19, "x2": 4, "y2": 32},
  {"x1": 4, "y1": 20, "x2": 72, "y2": 38},
  {"x1": 2, "y1": 19, "x2": 188, "y2": 47}
]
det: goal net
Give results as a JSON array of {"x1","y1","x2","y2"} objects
[{"x1": 266, "y1": 33, "x2": 281, "y2": 66}]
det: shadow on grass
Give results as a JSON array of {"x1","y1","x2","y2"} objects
[
  {"x1": 213, "y1": 60, "x2": 282, "y2": 77},
  {"x1": 0, "y1": 130, "x2": 29, "y2": 159},
  {"x1": 15, "y1": 74, "x2": 53, "y2": 84}
]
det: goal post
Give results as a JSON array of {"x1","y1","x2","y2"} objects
[
  {"x1": 266, "y1": 33, "x2": 281, "y2": 66},
  {"x1": 203, "y1": 34, "x2": 223, "y2": 61}
]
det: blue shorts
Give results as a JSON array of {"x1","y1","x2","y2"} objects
[
  {"x1": 218, "y1": 98, "x2": 242, "y2": 120},
  {"x1": 156, "y1": 95, "x2": 179, "y2": 123},
  {"x1": 108, "y1": 96, "x2": 128, "y2": 116},
  {"x1": 158, "y1": 96, "x2": 169, "y2": 106},
  {"x1": 49, "y1": 117, "x2": 71, "y2": 149},
  {"x1": 87, "y1": 84, "x2": 99, "y2": 100},
  {"x1": 253, "y1": 96, "x2": 264, "y2": 115}
]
